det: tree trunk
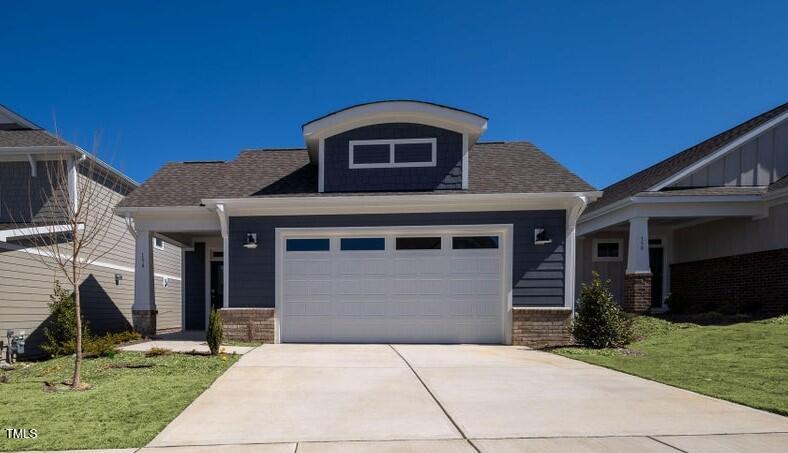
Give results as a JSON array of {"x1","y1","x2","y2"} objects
[{"x1": 71, "y1": 262, "x2": 82, "y2": 389}]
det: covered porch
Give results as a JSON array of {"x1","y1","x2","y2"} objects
[
  {"x1": 123, "y1": 206, "x2": 229, "y2": 335},
  {"x1": 576, "y1": 189, "x2": 771, "y2": 312}
]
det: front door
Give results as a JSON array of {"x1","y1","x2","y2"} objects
[
  {"x1": 210, "y1": 261, "x2": 224, "y2": 312},
  {"x1": 649, "y1": 246, "x2": 664, "y2": 308}
]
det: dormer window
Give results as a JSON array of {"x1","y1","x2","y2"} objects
[{"x1": 349, "y1": 138, "x2": 437, "y2": 169}]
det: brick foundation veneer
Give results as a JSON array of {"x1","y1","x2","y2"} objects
[
  {"x1": 623, "y1": 273, "x2": 652, "y2": 313},
  {"x1": 219, "y1": 308, "x2": 275, "y2": 342},
  {"x1": 512, "y1": 307, "x2": 573, "y2": 348},
  {"x1": 671, "y1": 248, "x2": 788, "y2": 315}
]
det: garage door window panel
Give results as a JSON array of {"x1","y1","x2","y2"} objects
[
  {"x1": 340, "y1": 237, "x2": 386, "y2": 251},
  {"x1": 395, "y1": 236, "x2": 442, "y2": 250},
  {"x1": 452, "y1": 236, "x2": 499, "y2": 249},
  {"x1": 286, "y1": 238, "x2": 330, "y2": 252}
]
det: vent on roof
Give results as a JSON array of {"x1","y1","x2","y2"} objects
[{"x1": 182, "y1": 160, "x2": 226, "y2": 164}]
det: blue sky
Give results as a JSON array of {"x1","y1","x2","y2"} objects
[{"x1": 2, "y1": 1, "x2": 787, "y2": 188}]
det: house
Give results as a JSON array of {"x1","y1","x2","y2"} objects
[
  {"x1": 577, "y1": 102, "x2": 788, "y2": 315},
  {"x1": 116, "y1": 100, "x2": 599, "y2": 347},
  {"x1": 0, "y1": 104, "x2": 182, "y2": 355}
]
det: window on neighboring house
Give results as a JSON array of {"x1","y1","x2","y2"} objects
[
  {"x1": 349, "y1": 138, "x2": 437, "y2": 169},
  {"x1": 153, "y1": 237, "x2": 164, "y2": 250},
  {"x1": 592, "y1": 239, "x2": 622, "y2": 262}
]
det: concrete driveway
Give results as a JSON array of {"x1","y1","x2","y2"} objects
[{"x1": 146, "y1": 344, "x2": 788, "y2": 452}]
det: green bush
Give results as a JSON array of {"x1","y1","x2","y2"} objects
[
  {"x1": 41, "y1": 281, "x2": 91, "y2": 357},
  {"x1": 104, "y1": 331, "x2": 142, "y2": 345},
  {"x1": 665, "y1": 293, "x2": 690, "y2": 314},
  {"x1": 207, "y1": 308, "x2": 223, "y2": 355},
  {"x1": 572, "y1": 272, "x2": 634, "y2": 348},
  {"x1": 82, "y1": 334, "x2": 118, "y2": 358}
]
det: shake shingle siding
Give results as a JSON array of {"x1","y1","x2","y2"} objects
[{"x1": 323, "y1": 123, "x2": 463, "y2": 192}]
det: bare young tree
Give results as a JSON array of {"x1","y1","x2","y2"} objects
[{"x1": 5, "y1": 148, "x2": 128, "y2": 389}]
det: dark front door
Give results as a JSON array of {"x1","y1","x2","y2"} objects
[
  {"x1": 649, "y1": 247, "x2": 664, "y2": 308},
  {"x1": 210, "y1": 261, "x2": 224, "y2": 312}
]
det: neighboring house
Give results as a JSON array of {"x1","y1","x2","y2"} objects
[
  {"x1": 577, "y1": 102, "x2": 788, "y2": 315},
  {"x1": 0, "y1": 104, "x2": 182, "y2": 355},
  {"x1": 117, "y1": 100, "x2": 599, "y2": 347}
]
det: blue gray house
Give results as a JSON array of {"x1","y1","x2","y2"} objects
[{"x1": 116, "y1": 101, "x2": 599, "y2": 347}]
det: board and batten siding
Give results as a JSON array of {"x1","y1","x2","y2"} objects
[
  {"x1": 227, "y1": 210, "x2": 567, "y2": 309},
  {"x1": 673, "y1": 201, "x2": 788, "y2": 264},
  {"x1": 672, "y1": 119, "x2": 788, "y2": 188}
]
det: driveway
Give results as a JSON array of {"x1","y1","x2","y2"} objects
[{"x1": 145, "y1": 344, "x2": 788, "y2": 452}]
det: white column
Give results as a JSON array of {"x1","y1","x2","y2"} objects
[
  {"x1": 216, "y1": 204, "x2": 230, "y2": 308},
  {"x1": 565, "y1": 197, "x2": 588, "y2": 309},
  {"x1": 626, "y1": 217, "x2": 651, "y2": 274},
  {"x1": 132, "y1": 229, "x2": 156, "y2": 312}
]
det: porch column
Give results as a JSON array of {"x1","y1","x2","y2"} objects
[
  {"x1": 132, "y1": 229, "x2": 157, "y2": 335},
  {"x1": 624, "y1": 217, "x2": 652, "y2": 313}
]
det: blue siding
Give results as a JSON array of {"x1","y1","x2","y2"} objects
[
  {"x1": 323, "y1": 123, "x2": 462, "y2": 192},
  {"x1": 228, "y1": 210, "x2": 566, "y2": 308}
]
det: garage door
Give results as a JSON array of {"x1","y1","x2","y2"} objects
[{"x1": 278, "y1": 227, "x2": 508, "y2": 344}]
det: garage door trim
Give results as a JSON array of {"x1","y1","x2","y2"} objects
[{"x1": 274, "y1": 224, "x2": 514, "y2": 344}]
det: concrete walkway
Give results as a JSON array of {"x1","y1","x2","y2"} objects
[
  {"x1": 143, "y1": 344, "x2": 788, "y2": 452},
  {"x1": 119, "y1": 330, "x2": 255, "y2": 355}
]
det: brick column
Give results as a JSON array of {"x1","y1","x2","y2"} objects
[{"x1": 623, "y1": 273, "x2": 652, "y2": 313}]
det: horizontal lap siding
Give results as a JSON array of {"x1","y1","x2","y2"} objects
[{"x1": 229, "y1": 210, "x2": 566, "y2": 309}]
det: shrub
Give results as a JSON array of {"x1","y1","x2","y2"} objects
[
  {"x1": 104, "y1": 331, "x2": 142, "y2": 345},
  {"x1": 665, "y1": 293, "x2": 690, "y2": 314},
  {"x1": 145, "y1": 347, "x2": 171, "y2": 358},
  {"x1": 41, "y1": 281, "x2": 91, "y2": 357},
  {"x1": 207, "y1": 308, "x2": 223, "y2": 355},
  {"x1": 82, "y1": 334, "x2": 118, "y2": 358},
  {"x1": 572, "y1": 272, "x2": 634, "y2": 348}
]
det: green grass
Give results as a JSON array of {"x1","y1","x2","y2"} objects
[
  {"x1": 554, "y1": 315, "x2": 788, "y2": 416},
  {"x1": 0, "y1": 351, "x2": 238, "y2": 451}
]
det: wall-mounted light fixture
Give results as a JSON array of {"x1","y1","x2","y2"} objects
[
  {"x1": 163, "y1": 277, "x2": 170, "y2": 288},
  {"x1": 243, "y1": 233, "x2": 258, "y2": 249},
  {"x1": 114, "y1": 273, "x2": 123, "y2": 285},
  {"x1": 534, "y1": 227, "x2": 552, "y2": 245}
]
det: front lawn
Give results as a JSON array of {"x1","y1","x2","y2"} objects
[
  {"x1": 554, "y1": 315, "x2": 788, "y2": 416},
  {"x1": 0, "y1": 351, "x2": 238, "y2": 451}
]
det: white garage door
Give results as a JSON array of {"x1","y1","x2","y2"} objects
[{"x1": 278, "y1": 226, "x2": 508, "y2": 344}]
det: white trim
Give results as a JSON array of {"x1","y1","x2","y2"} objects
[
  {"x1": 0, "y1": 239, "x2": 181, "y2": 281},
  {"x1": 274, "y1": 224, "x2": 514, "y2": 345},
  {"x1": 302, "y1": 101, "x2": 488, "y2": 162},
  {"x1": 152, "y1": 237, "x2": 165, "y2": 250},
  {"x1": 0, "y1": 224, "x2": 79, "y2": 242},
  {"x1": 649, "y1": 110, "x2": 788, "y2": 191},
  {"x1": 0, "y1": 105, "x2": 42, "y2": 129},
  {"x1": 564, "y1": 196, "x2": 588, "y2": 310},
  {"x1": 349, "y1": 138, "x2": 437, "y2": 169},
  {"x1": 67, "y1": 157, "x2": 78, "y2": 213},
  {"x1": 592, "y1": 238, "x2": 623, "y2": 262},
  {"x1": 215, "y1": 204, "x2": 230, "y2": 309},
  {"x1": 202, "y1": 191, "x2": 602, "y2": 217},
  {"x1": 461, "y1": 133, "x2": 469, "y2": 190},
  {"x1": 318, "y1": 138, "x2": 325, "y2": 193}
]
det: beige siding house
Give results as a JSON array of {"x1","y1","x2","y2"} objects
[
  {"x1": 577, "y1": 102, "x2": 788, "y2": 315},
  {"x1": 0, "y1": 104, "x2": 182, "y2": 355}
]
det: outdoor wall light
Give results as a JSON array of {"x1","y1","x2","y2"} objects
[
  {"x1": 243, "y1": 233, "x2": 258, "y2": 249},
  {"x1": 534, "y1": 227, "x2": 552, "y2": 245},
  {"x1": 114, "y1": 273, "x2": 123, "y2": 285}
]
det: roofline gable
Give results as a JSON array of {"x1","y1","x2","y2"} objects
[{"x1": 647, "y1": 109, "x2": 788, "y2": 192}]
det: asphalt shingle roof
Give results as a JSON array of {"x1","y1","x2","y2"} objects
[
  {"x1": 118, "y1": 142, "x2": 595, "y2": 208},
  {"x1": 0, "y1": 130, "x2": 65, "y2": 147},
  {"x1": 586, "y1": 102, "x2": 788, "y2": 213}
]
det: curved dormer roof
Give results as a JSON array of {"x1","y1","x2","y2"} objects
[{"x1": 302, "y1": 100, "x2": 488, "y2": 162}]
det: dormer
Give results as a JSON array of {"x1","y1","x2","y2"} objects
[{"x1": 302, "y1": 100, "x2": 488, "y2": 192}]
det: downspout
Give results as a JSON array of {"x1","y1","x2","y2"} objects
[{"x1": 565, "y1": 195, "x2": 589, "y2": 313}]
